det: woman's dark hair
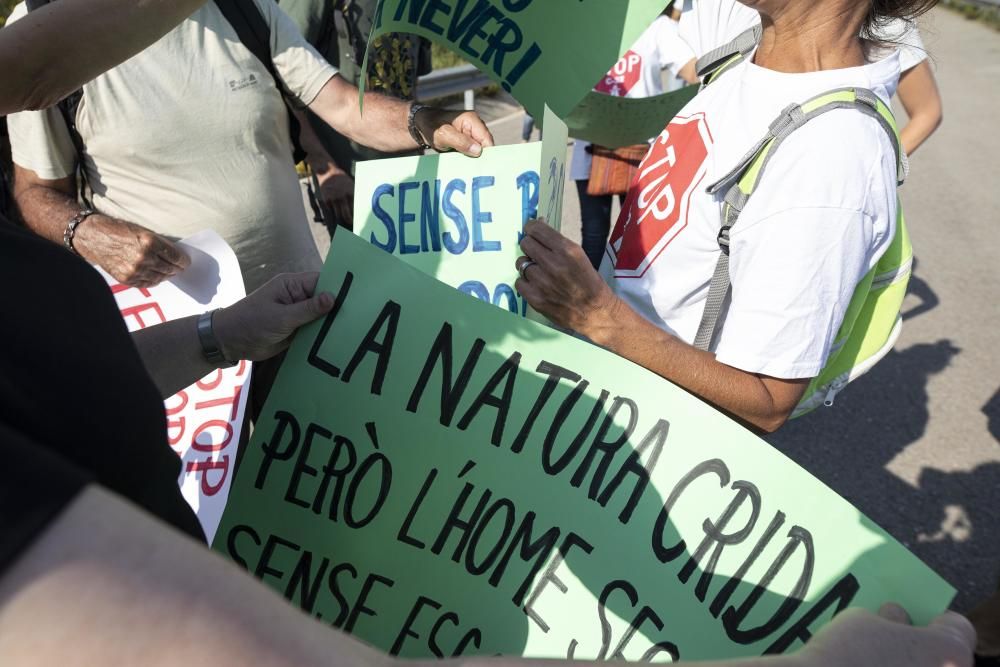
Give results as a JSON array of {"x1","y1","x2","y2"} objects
[{"x1": 861, "y1": 0, "x2": 939, "y2": 42}]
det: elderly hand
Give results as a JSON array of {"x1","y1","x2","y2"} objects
[
  {"x1": 797, "y1": 604, "x2": 974, "y2": 667},
  {"x1": 415, "y1": 107, "x2": 495, "y2": 157},
  {"x1": 213, "y1": 272, "x2": 335, "y2": 362},
  {"x1": 317, "y1": 168, "x2": 355, "y2": 227},
  {"x1": 76, "y1": 214, "x2": 190, "y2": 288},
  {"x1": 515, "y1": 219, "x2": 621, "y2": 343}
]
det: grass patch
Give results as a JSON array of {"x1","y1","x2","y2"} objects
[
  {"x1": 941, "y1": 0, "x2": 1000, "y2": 31},
  {"x1": 432, "y1": 43, "x2": 469, "y2": 69}
]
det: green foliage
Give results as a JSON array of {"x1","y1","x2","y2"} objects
[
  {"x1": 431, "y1": 43, "x2": 467, "y2": 70},
  {"x1": 1, "y1": 0, "x2": 19, "y2": 26},
  {"x1": 941, "y1": 0, "x2": 1000, "y2": 31}
]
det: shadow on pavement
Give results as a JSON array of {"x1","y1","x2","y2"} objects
[
  {"x1": 901, "y1": 259, "x2": 940, "y2": 323},
  {"x1": 984, "y1": 388, "x2": 1000, "y2": 444},
  {"x1": 767, "y1": 339, "x2": 1000, "y2": 611}
]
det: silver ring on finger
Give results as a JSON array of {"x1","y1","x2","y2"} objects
[{"x1": 518, "y1": 259, "x2": 537, "y2": 280}]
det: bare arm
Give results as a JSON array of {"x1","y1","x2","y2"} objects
[
  {"x1": 0, "y1": 485, "x2": 973, "y2": 666},
  {"x1": 0, "y1": 0, "x2": 209, "y2": 115},
  {"x1": 10, "y1": 167, "x2": 78, "y2": 244},
  {"x1": 678, "y1": 58, "x2": 700, "y2": 84},
  {"x1": 131, "y1": 315, "x2": 222, "y2": 400},
  {"x1": 0, "y1": 485, "x2": 394, "y2": 667},
  {"x1": 12, "y1": 165, "x2": 189, "y2": 287},
  {"x1": 897, "y1": 61, "x2": 943, "y2": 156},
  {"x1": 307, "y1": 74, "x2": 494, "y2": 157},
  {"x1": 516, "y1": 221, "x2": 806, "y2": 434},
  {"x1": 131, "y1": 272, "x2": 335, "y2": 398},
  {"x1": 584, "y1": 303, "x2": 806, "y2": 433}
]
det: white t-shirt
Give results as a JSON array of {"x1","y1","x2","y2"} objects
[
  {"x1": 676, "y1": 1, "x2": 927, "y2": 74},
  {"x1": 7, "y1": 0, "x2": 337, "y2": 291},
  {"x1": 676, "y1": 0, "x2": 760, "y2": 59},
  {"x1": 599, "y1": 51, "x2": 902, "y2": 379},
  {"x1": 875, "y1": 18, "x2": 928, "y2": 73},
  {"x1": 571, "y1": 16, "x2": 696, "y2": 181}
]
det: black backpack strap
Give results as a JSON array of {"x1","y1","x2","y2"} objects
[
  {"x1": 1, "y1": 119, "x2": 12, "y2": 221},
  {"x1": 214, "y1": 0, "x2": 279, "y2": 89},
  {"x1": 214, "y1": 0, "x2": 307, "y2": 164},
  {"x1": 24, "y1": 0, "x2": 90, "y2": 204}
]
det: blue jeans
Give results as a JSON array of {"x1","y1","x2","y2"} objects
[{"x1": 576, "y1": 180, "x2": 624, "y2": 270}]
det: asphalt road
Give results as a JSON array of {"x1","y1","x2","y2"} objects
[{"x1": 311, "y1": 6, "x2": 999, "y2": 611}]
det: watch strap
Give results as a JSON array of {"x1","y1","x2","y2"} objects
[
  {"x1": 408, "y1": 103, "x2": 432, "y2": 150},
  {"x1": 197, "y1": 310, "x2": 238, "y2": 368}
]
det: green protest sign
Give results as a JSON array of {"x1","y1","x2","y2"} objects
[
  {"x1": 539, "y1": 105, "x2": 568, "y2": 232},
  {"x1": 355, "y1": 110, "x2": 567, "y2": 317},
  {"x1": 564, "y1": 86, "x2": 700, "y2": 149},
  {"x1": 369, "y1": 0, "x2": 673, "y2": 118},
  {"x1": 214, "y1": 231, "x2": 954, "y2": 662},
  {"x1": 355, "y1": 144, "x2": 538, "y2": 316}
]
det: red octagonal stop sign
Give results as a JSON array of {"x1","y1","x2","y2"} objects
[
  {"x1": 595, "y1": 49, "x2": 643, "y2": 97},
  {"x1": 607, "y1": 113, "x2": 713, "y2": 279}
]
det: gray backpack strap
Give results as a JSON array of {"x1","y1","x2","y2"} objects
[
  {"x1": 692, "y1": 186, "x2": 745, "y2": 350},
  {"x1": 693, "y1": 87, "x2": 904, "y2": 352},
  {"x1": 696, "y1": 23, "x2": 763, "y2": 83}
]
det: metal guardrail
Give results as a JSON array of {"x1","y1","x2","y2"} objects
[{"x1": 416, "y1": 64, "x2": 492, "y2": 110}]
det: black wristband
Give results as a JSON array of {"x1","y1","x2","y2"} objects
[{"x1": 197, "y1": 310, "x2": 238, "y2": 368}]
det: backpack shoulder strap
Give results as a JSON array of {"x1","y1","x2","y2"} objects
[
  {"x1": 692, "y1": 87, "x2": 906, "y2": 352},
  {"x1": 696, "y1": 23, "x2": 762, "y2": 86},
  {"x1": 25, "y1": 0, "x2": 89, "y2": 201},
  {"x1": 214, "y1": 0, "x2": 307, "y2": 163},
  {"x1": 214, "y1": 0, "x2": 280, "y2": 91}
]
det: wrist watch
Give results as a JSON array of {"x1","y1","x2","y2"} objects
[
  {"x1": 63, "y1": 209, "x2": 95, "y2": 254},
  {"x1": 197, "y1": 309, "x2": 238, "y2": 368},
  {"x1": 407, "y1": 102, "x2": 432, "y2": 150}
]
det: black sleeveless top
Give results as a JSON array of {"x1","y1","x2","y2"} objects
[{"x1": 0, "y1": 217, "x2": 203, "y2": 572}]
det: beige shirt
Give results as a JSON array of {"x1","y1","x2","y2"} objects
[{"x1": 8, "y1": 0, "x2": 337, "y2": 291}]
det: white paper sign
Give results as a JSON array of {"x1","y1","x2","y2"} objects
[{"x1": 99, "y1": 230, "x2": 251, "y2": 542}]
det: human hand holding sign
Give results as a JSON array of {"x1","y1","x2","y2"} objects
[
  {"x1": 515, "y1": 218, "x2": 621, "y2": 338},
  {"x1": 413, "y1": 106, "x2": 495, "y2": 157},
  {"x1": 794, "y1": 604, "x2": 974, "y2": 667},
  {"x1": 308, "y1": 75, "x2": 494, "y2": 160},
  {"x1": 515, "y1": 218, "x2": 806, "y2": 434},
  {"x1": 213, "y1": 272, "x2": 335, "y2": 363},
  {"x1": 133, "y1": 272, "x2": 335, "y2": 399}
]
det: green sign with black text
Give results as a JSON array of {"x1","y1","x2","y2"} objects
[
  {"x1": 214, "y1": 231, "x2": 953, "y2": 662},
  {"x1": 369, "y1": 0, "x2": 674, "y2": 118}
]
